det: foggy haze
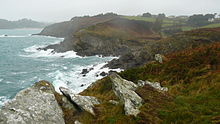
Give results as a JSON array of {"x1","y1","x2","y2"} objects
[{"x1": 0, "y1": 0, "x2": 219, "y2": 22}]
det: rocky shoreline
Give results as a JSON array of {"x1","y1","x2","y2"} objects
[
  {"x1": 37, "y1": 15, "x2": 220, "y2": 70},
  {"x1": 0, "y1": 73, "x2": 168, "y2": 124},
  {"x1": 1, "y1": 40, "x2": 220, "y2": 123}
]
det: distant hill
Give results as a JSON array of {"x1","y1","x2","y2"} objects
[
  {"x1": 0, "y1": 18, "x2": 48, "y2": 29},
  {"x1": 38, "y1": 13, "x2": 119, "y2": 37}
]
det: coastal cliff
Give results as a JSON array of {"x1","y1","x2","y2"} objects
[
  {"x1": 1, "y1": 42, "x2": 219, "y2": 124},
  {"x1": 1, "y1": 14, "x2": 220, "y2": 124},
  {"x1": 38, "y1": 14, "x2": 220, "y2": 69}
]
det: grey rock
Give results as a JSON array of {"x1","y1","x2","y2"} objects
[
  {"x1": 81, "y1": 69, "x2": 89, "y2": 75},
  {"x1": 0, "y1": 81, "x2": 65, "y2": 124},
  {"x1": 60, "y1": 87, "x2": 100, "y2": 115},
  {"x1": 138, "y1": 80, "x2": 168, "y2": 92},
  {"x1": 155, "y1": 54, "x2": 163, "y2": 63},
  {"x1": 109, "y1": 100, "x2": 119, "y2": 105},
  {"x1": 74, "y1": 120, "x2": 82, "y2": 124},
  {"x1": 109, "y1": 73, "x2": 143, "y2": 116},
  {"x1": 100, "y1": 71, "x2": 107, "y2": 77}
]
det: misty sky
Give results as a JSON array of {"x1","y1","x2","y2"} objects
[{"x1": 0, "y1": 0, "x2": 219, "y2": 22}]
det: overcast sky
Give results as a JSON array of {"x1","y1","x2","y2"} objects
[{"x1": 0, "y1": 0, "x2": 219, "y2": 22}]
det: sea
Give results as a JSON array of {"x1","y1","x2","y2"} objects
[{"x1": 0, "y1": 29, "x2": 120, "y2": 107}]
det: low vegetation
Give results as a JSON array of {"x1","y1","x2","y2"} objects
[
  {"x1": 77, "y1": 42, "x2": 220, "y2": 124},
  {"x1": 49, "y1": 14, "x2": 220, "y2": 123},
  {"x1": 76, "y1": 18, "x2": 159, "y2": 41},
  {"x1": 123, "y1": 14, "x2": 220, "y2": 36}
]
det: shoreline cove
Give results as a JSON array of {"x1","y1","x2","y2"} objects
[{"x1": 0, "y1": 29, "x2": 121, "y2": 107}]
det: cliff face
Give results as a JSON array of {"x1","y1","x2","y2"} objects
[
  {"x1": 41, "y1": 17, "x2": 162, "y2": 69},
  {"x1": 39, "y1": 15, "x2": 220, "y2": 69}
]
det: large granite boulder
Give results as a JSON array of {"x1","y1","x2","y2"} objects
[
  {"x1": 0, "y1": 81, "x2": 65, "y2": 124},
  {"x1": 109, "y1": 73, "x2": 143, "y2": 116},
  {"x1": 60, "y1": 87, "x2": 100, "y2": 115}
]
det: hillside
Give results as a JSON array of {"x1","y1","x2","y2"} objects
[
  {"x1": 40, "y1": 18, "x2": 220, "y2": 69},
  {"x1": 106, "y1": 27, "x2": 220, "y2": 69},
  {"x1": 1, "y1": 29, "x2": 219, "y2": 124},
  {"x1": 37, "y1": 13, "x2": 119, "y2": 38},
  {"x1": 74, "y1": 42, "x2": 220, "y2": 124},
  {"x1": 42, "y1": 17, "x2": 160, "y2": 57},
  {"x1": 0, "y1": 18, "x2": 47, "y2": 29}
]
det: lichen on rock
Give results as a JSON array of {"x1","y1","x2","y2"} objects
[
  {"x1": 109, "y1": 73, "x2": 143, "y2": 116},
  {"x1": 0, "y1": 81, "x2": 65, "y2": 124},
  {"x1": 138, "y1": 80, "x2": 168, "y2": 92},
  {"x1": 60, "y1": 87, "x2": 100, "y2": 115}
]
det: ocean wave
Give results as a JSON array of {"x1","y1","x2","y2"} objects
[
  {"x1": 11, "y1": 71, "x2": 28, "y2": 75},
  {"x1": 0, "y1": 35, "x2": 31, "y2": 38},
  {"x1": 49, "y1": 61, "x2": 122, "y2": 94},
  {"x1": 21, "y1": 45, "x2": 81, "y2": 59},
  {"x1": 31, "y1": 35, "x2": 64, "y2": 40},
  {"x1": 0, "y1": 78, "x2": 3, "y2": 82},
  {"x1": 0, "y1": 96, "x2": 9, "y2": 107}
]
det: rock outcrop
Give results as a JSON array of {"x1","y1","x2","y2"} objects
[
  {"x1": 109, "y1": 73, "x2": 143, "y2": 116},
  {"x1": 138, "y1": 80, "x2": 168, "y2": 92},
  {"x1": 0, "y1": 81, "x2": 65, "y2": 124},
  {"x1": 74, "y1": 120, "x2": 82, "y2": 124},
  {"x1": 60, "y1": 87, "x2": 100, "y2": 115},
  {"x1": 155, "y1": 54, "x2": 163, "y2": 63}
]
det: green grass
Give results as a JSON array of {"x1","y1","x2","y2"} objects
[
  {"x1": 181, "y1": 26, "x2": 196, "y2": 31},
  {"x1": 122, "y1": 16, "x2": 174, "y2": 27},
  {"x1": 202, "y1": 23, "x2": 220, "y2": 28},
  {"x1": 123, "y1": 16, "x2": 156, "y2": 22},
  {"x1": 119, "y1": 42, "x2": 220, "y2": 124},
  {"x1": 63, "y1": 26, "x2": 220, "y2": 124},
  {"x1": 78, "y1": 42, "x2": 220, "y2": 124}
]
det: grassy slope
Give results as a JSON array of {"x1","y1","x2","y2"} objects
[
  {"x1": 120, "y1": 42, "x2": 220, "y2": 124},
  {"x1": 76, "y1": 17, "x2": 160, "y2": 41},
  {"x1": 123, "y1": 16, "x2": 220, "y2": 32},
  {"x1": 80, "y1": 42, "x2": 220, "y2": 124},
  {"x1": 123, "y1": 16, "x2": 174, "y2": 28},
  {"x1": 202, "y1": 23, "x2": 220, "y2": 28},
  {"x1": 57, "y1": 26, "x2": 220, "y2": 123}
]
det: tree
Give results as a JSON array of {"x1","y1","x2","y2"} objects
[
  {"x1": 158, "y1": 13, "x2": 166, "y2": 19},
  {"x1": 187, "y1": 14, "x2": 215, "y2": 27},
  {"x1": 142, "y1": 12, "x2": 152, "y2": 17}
]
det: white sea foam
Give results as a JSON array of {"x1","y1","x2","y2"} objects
[
  {"x1": 5, "y1": 81, "x2": 13, "y2": 84},
  {"x1": 21, "y1": 45, "x2": 81, "y2": 59},
  {"x1": 11, "y1": 72, "x2": 28, "y2": 75},
  {"x1": 0, "y1": 96, "x2": 9, "y2": 107},
  {"x1": 49, "y1": 61, "x2": 122, "y2": 94},
  {"x1": 31, "y1": 35, "x2": 64, "y2": 40},
  {"x1": 0, "y1": 35, "x2": 31, "y2": 38},
  {"x1": 0, "y1": 78, "x2": 3, "y2": 82}
]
